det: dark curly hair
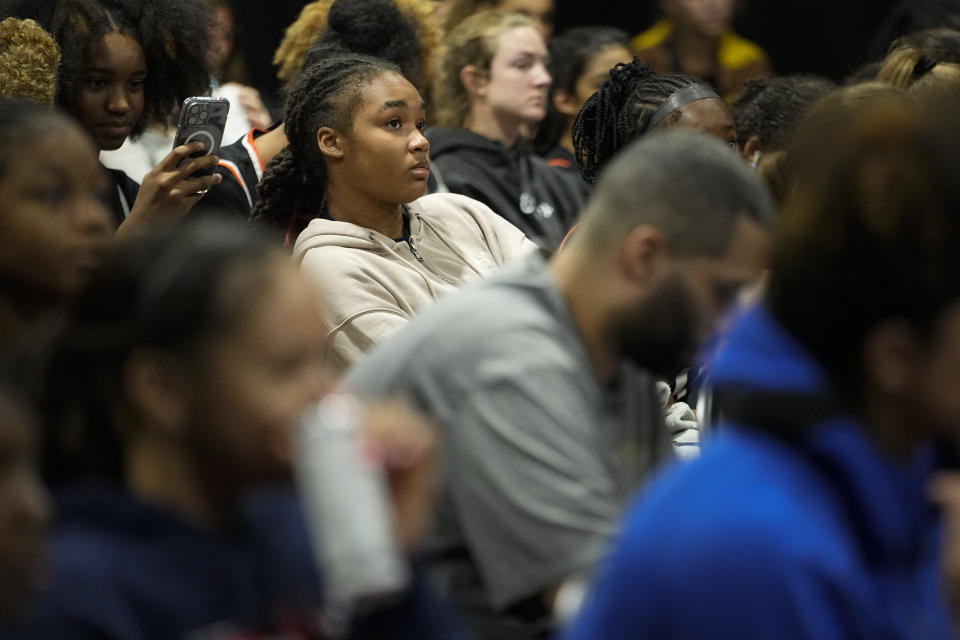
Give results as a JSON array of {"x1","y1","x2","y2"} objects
[
  {"x1": 300, "y1": 0, "x2": 423, "y2": 91},
  {"x1": 532, "y1": 26, "x2": 630, "y2": 156},
  {"x1": 250, "y1": 54, "x2": 401, "y2": 242},
  {"x1": 572, "y1": 58, "x2": 706, "y2": 184},
  {"x1": 275, "y1": 0, "x2": 439, "y2": 96},
  {"x1": 4, "y1": 0, "x2": 213, "y2": 137},
  {"x1": 731, "y1": 75, "x2": 835, "y2": 151}
]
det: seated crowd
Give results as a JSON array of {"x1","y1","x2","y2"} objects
[{"x1": 1, "y1": 0, "x2": 960, "y2": 638}]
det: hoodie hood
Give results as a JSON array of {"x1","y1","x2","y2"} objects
[
  {"x1": 427, "y1": 127, "x2": 522, "y2": 161},
  {"x1": 291, "y1": 210, "x2": 421, "y2": 262},
  {"x1": 426, "y1": 128, "x2": 587, "y2": 251},
  {"x1": 710, "y1": 304, "x2": 938, "y2": 565}
]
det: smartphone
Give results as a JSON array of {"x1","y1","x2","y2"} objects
[{"x1": 172, "y1": 97, "x2": 230, "y2": 177}]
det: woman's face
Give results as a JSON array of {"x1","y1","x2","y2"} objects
[
  {"x1": 483, "y1": 26, "x2": 551, "y2": 126},
  {"x1": 184, "y1": 259, "x2": 329, "y2": 483},
  {"x1": 0, "y1": 396, "x2": 50, "y2": 621},
  {"x1": 0, "y1": 124, "x2": 112, "y2": 299},
  {"x1": 73, "y1": 32, "x2": 147, "y2": 151},
  {"x1": 656, "y1": 97, "x2": 737, "y2": 149},
  {"x1": 574, "y1": 44, "x2": 634, "y2": 107},
  {"x1": 330, "y1": 72, "x2": 431, "y2": 207}
]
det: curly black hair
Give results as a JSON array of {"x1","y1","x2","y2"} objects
[
  {"x1": 532, "y1": 26, "x2": 630, "y2": 156},
  {"x1": 730, "y1": 75, "x2": 835, "y2": 151},
  {"x1": 250, "y1": 54, "x2": 401, "y2": 242},
  {"x1": 572, "y1": 58, "x2": 705, "y2": 184},
  {"x1": 301, "y1": 0, "x2": 424, "y2": 91},
  {"x1": 4, "y1": 0, "x2": 213, "y2": 136}
]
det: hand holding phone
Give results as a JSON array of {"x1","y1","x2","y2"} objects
[{"x1": 172, "y1": 97, "x2": 229, "y2": 177}]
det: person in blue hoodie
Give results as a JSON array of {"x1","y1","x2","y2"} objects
[
  {"x1": 1, "y1": 219, "x2": 465, "y2": 640},
  {"x1": 562, "y1": 85, "x2": 960, "y2": 638}
]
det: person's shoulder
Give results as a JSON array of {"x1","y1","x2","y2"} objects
[
  {"x1": 346, "y1": 259, "x2": 581, "y2": 387},
  {"x1": 621, "y1": 429, "x2": 857, "y2": 578},
  {"x1": 412, "y1": 192, "x2": 486, "y2": 214},
  {"x1": 631, "y1": 19, "x2": 673, "y2": 53},
  {"x1": 411, "y1": 192, "x2": 507, "y2": 229},
  {"x1": 718, "y1": 30, "x2": 769, "y2": 70}
]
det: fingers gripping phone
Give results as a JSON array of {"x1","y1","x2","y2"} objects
[{"x1": 172, "y1": 97, "x2": 229, "y2": 177}]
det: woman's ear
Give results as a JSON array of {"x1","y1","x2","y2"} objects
[
  {"x1": 460, "y1": 65, "x2": 489, "y2": 99},
  {"x1": 122, "y1": 348, "x2": 191, "y2": 439},
  {"x1": 317, "y1": 126, "x2": 345, "y2": 161},
  {"x1": 553, "y1": 89, "x2": 580, "y2": 117},
  {"x1": 743, "y1": 135, "x2": 763, "y2": 163}
]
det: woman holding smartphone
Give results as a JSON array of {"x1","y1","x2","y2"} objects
[{"x1": 10, "y1": 0, "x2": 222, "y2": 237}]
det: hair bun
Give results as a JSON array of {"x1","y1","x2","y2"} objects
[
  {"x1": 326, "y1": 0, "x2": 412, "y2": 46},
  {"x1": 609, "y1": 58, "x2": 654, "y2": 85}
]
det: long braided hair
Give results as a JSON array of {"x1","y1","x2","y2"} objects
[
  {"x1": 249, "y1": 53, "x2": 401, "y2": 242},
  {"x1": 532, "y1": 26, "x2": 630, "y2": 156},
  {"x1": 572, "y1": 58, "x2": 703, "y2": 184}
]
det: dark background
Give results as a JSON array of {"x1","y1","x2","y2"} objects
[{"x1": 235, "y1": 0, "x2": 903, "y2": 105}]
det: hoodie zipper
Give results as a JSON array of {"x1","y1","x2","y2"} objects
[{"x1": 405, "y1": 233, "x2": 457, "y2": 286}]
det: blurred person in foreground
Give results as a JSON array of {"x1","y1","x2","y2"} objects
[
  {"x1": 345, "y1": 130, "x2": 774, "y2": 638},
  {"x1": 0, "y1": 373, "x2": 51, "y2": 622},
  {"x1": 563, "y1": 85, "x2": 960, "y2": 640},
  {"x1": 0, "y1": 99, "x2": 112, "y2": 351},
  {"x1": 2, "y1": 219, "x2": 462, "y2": 639}
]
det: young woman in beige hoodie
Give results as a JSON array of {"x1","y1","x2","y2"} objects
[{"x1": 250, "y1": 53, "x2": 537, "y2": 377}]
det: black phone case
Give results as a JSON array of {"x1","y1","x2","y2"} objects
[{"x1": 173, "y1": 97, "x2": 230, "y2": 177}]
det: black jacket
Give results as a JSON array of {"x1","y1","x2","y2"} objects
[{"x1": 427, "y1": 128, "x2": 588, "y2": 251}]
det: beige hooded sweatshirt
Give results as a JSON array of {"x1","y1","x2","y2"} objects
[{"x1": 292, "y1": 193, "x2": 538, "y2": 377}]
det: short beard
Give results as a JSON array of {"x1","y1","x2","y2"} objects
[{"x1": 613, "y1": 271, "x2": 701, "y2": 379}]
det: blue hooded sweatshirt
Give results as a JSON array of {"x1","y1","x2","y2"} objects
[{"x1": 562, "y1": 305, "x2": 954, "y2": 640}]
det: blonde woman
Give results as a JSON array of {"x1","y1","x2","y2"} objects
[{"x1": 430, "y1": 11, "x2": 588, "y2": 251}]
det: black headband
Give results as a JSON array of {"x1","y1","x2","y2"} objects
[{"x1": 647, "y1": 84, "x2": 722, "y2": 131}]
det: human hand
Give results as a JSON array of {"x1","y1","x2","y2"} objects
[
  {"x1": 359, "y1": 401, "x2": 437, "y2": 553},
  {"x1": 223, "y1": 83, "x2": 271, "y2": 130},
  {"x1": 930, "y1": 471, "x2": 960, "y2": 630},
  {"x1": 116, "y1": 142, "x2": 222, "y2": 239}
]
